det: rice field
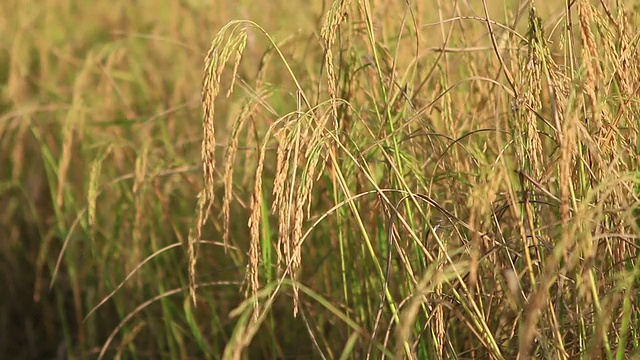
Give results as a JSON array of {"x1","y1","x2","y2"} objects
[{"x1": 1, "y1": 0, "x2": 639, "y2": 358}]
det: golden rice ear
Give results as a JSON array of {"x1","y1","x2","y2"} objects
[
  {"x1": 192, "y1": 22, "x2": 249, "y2": 306},
  {"x1": 201, "y1": 24, "x2": 248, "y2": 212},
  {"x1": 514, "y1": 7, "x2": 545, "y2": 177},
  {"x1": 321, "y1": 0, "x2": 351, "y2": 124},
  {"x1": 273, "y1": 127, "x2": 291, "y2": 275},
  {"x1": 247, "y1": 142, "x2": 267, "y2": 318},
  {"x1": 222, "y1": 94, "x2": 263, "y2": 251},
  {"x1": 577, "y1": 0, "x2": 600, "y2": 124}
]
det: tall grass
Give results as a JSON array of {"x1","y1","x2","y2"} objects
[{"x1": 1, "y1": 0, "x2": 639, "y2": 359}]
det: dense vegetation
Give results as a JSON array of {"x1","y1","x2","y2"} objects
[{"x1": 1, "y1": 0, "x2": 639, "y2": 358}]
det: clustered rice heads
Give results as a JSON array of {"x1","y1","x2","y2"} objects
[
  {"x1": 587, "y1": 3, "x2": 640, "y2": 272},
  {"x1": 511, "y1": 6, "x2": 573, "y2": 357},
  {"x1": 198, "y1": 17, "x2": 332, "y2": 324},
  {"x1": 271, "y1": 119, "x2": 324, "y2": 318},
  {"x1": 193, "y1": 1, "x2": 640, "y2": 358},
  {"x1": 513, "y1": 2, "x2": 640, "y2": 358}
]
